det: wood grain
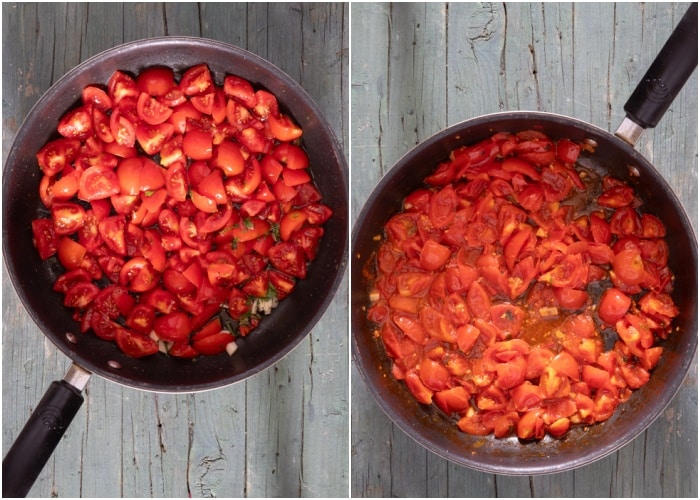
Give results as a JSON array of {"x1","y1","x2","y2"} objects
[
  {"x1": 2, "y1": 3, "x2": 348, "y2": 497},
  {"x1": 350, "y1": 2, "x2": 697, "y2": 497}
]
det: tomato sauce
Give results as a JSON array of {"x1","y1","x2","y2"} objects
[{"x1": 366, "y1": 130, "x2": 679, "y2": 441}]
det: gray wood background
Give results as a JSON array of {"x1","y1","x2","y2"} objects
[
  {"x1": 2, "y1": 3, "x2": 348, "y2": 498},
  {"x1": 350, "y1": 2, "x2": 697, "y2": 497}
]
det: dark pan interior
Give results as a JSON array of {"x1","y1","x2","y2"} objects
[
  {"x1": 351, "y1": 111, "x2": 697, "y2": 475},
  {"x1": 3, "y1": 37, "x2": 348, "y2": 392}
]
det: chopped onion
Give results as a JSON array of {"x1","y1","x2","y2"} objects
[{"x1": 225, "y1": 341, "x2": 238, "y2": 356}]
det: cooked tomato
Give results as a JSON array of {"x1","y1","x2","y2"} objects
[{"x1": 366, "y1": 129, "x2": 677, "y2": 441}]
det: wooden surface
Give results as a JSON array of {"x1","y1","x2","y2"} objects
[
  {"x1": 2, "y1": 3, "x2": 348, "y2": 498},
  {"x1": 350, "y1": 2, "x2": 697, "y2": 498}
]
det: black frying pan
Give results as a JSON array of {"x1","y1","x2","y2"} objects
[
  {"x1": 2, "y1": 37, "x2": 348, "y2": 496},
  {"x1": 351, "y1": 5, "x2": 696, "y2": 475}
]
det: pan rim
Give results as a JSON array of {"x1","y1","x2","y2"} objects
[
  {"x1": 350, "y1": 110, "x2": 697, "y2": 475},
  {"x1": 3, "y1": 36, "x2": 348, "y2": 393}
]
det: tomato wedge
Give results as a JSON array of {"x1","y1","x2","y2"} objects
[{"x1": 32, "y1": 65, "x2": 331, "y2": 360}]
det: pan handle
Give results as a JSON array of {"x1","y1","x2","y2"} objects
[
  {"x1": 618, "y1": 3, "x2": 698, "y2": 144},
  {"x1": 2, "y1": 363, "x2": 91, "y2": 497}
]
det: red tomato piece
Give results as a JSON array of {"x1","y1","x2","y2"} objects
[
  {"x1": 212, "y1": 141, "x2": 246, "y2": 177},
  {"x1": 115, "y1": 328, "x2": 159, "y2": 358},
  {"x1": 57, "y1": 107, "x2": 94, "y2": 140},
  {"x1": 279, "y1": 210, "x2": 308, "y2": 241},
  {"x1": 193, "y1": 332, "x2": 234, "y2": 356},
  {"x1": 419, "y1": 239, "x2": 451, "y2": 271},
  {"x1": 224, "y1": 75, "x2": 257, "y2": 107},
  {"x1": 37, "y1": 138, "x2": 82, "y2": 177},
  {"x1": 154, "y1": 311, "x2": 192, "y2": 342},
  {"x1": 136, "y1": 66, "x2": 176, "y2": 96},
  {"x1": 179, "y1": 63, "x2": 214, "y2": 96},
  {"x1": 267, "y1": 113, "x2": 302, "y2": 142},
  {"x1": 183, "y1": 128, "x2": 213, "y2": 160},
  {"x1": 136, "y1": 91, "x2": 173, "y2": 125}
]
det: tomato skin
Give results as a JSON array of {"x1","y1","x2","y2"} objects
[
  {"x1": 553, "y1": 287, "x2": 589, "y2": 310},
  {"x1": 598, "y1": 288, "x2": 632, "y2": 324},
  {"x1": 193, "y1": 332, "x2": 234, "y2": 356},
  {"x1": 266, "y1": 113, "x2": 302, "y2": 141},
  {"x1": 136, "y1": 66, "x2": 176, "y2": 96},
  {"x1": 419, "y1": 239, "x2": 451, "y2": 271},
  {"x1": 429, "y1": 185, "x2": 458, "y2": 229},
  {"x1": 556, "y1": 139, "x2": 581, "y2": 164},
  {"x1": 153, "y1": 311, "x2": 192, "y2": 342},
  {"x1": 212, "y1": 141, "x2": 246, "y2": 176},
  {"x1": 57, "y1": 237, "x2": 87, "y2": 270},
  {"x1": 612, "y1": 248, "x2": 646, "y2": 286},
  {"x1": 115, "y1": 328, "x2": 159, "y2": 358},
  {"x1": 279, "y1": 210, "x2": 307, "y2": 241},
  {"x1": 183, "y1": 128, "x2": 213, "y2": 160}
]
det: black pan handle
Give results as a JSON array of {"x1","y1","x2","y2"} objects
[
  {"x1": 2, "y1": 364, "x2": 91, "y2": 497},
  {"x1": 623, "y1": 3, "x2": 698, "y2": 130}
]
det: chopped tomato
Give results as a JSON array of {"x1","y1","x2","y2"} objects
[
  {"x1": 179, "y1": 63, "x2": 213, "y2": 96},
  {"x1": 115, "y1": 328, "x2": 159, "y2": 358},
  {"x1": 365, "y1": 129, "x2": 678, "y2": 442},
  {"x1": 267, "y1": 113, "x2": 303, "y2": 142},
  {"x1": 57, "y1": 107, "x2": 94, "y2": 140},
  {"x1": 32, "y1": 218, "x2": 58, "y2": 260},
  {"x1": 136, "y1": 66, "x2": 176, "y2": 96},
  {"x1": 136, "y1": 92, "x2": 173, "y2": 125},
  {"x1": 37, "y1": 138, "x2": 82, "y2": 177},
  {"x1": 32, "y1": 65, "x2": 327, "y2": 360}
]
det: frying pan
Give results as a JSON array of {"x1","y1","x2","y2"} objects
[
  {"x1": 2, "y1": 37, "x2": 348, "y2": 496},
  {"x1": 351, "y1": 5, "x2": 697, "y2": 475}
]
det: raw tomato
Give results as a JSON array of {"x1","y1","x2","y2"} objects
[
  {"x1": 136, "y1": 66, "x2": 176, "y2": 96},
  {"x1": 33, "y1": 64, "x2": 329, "y2": 360}
]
